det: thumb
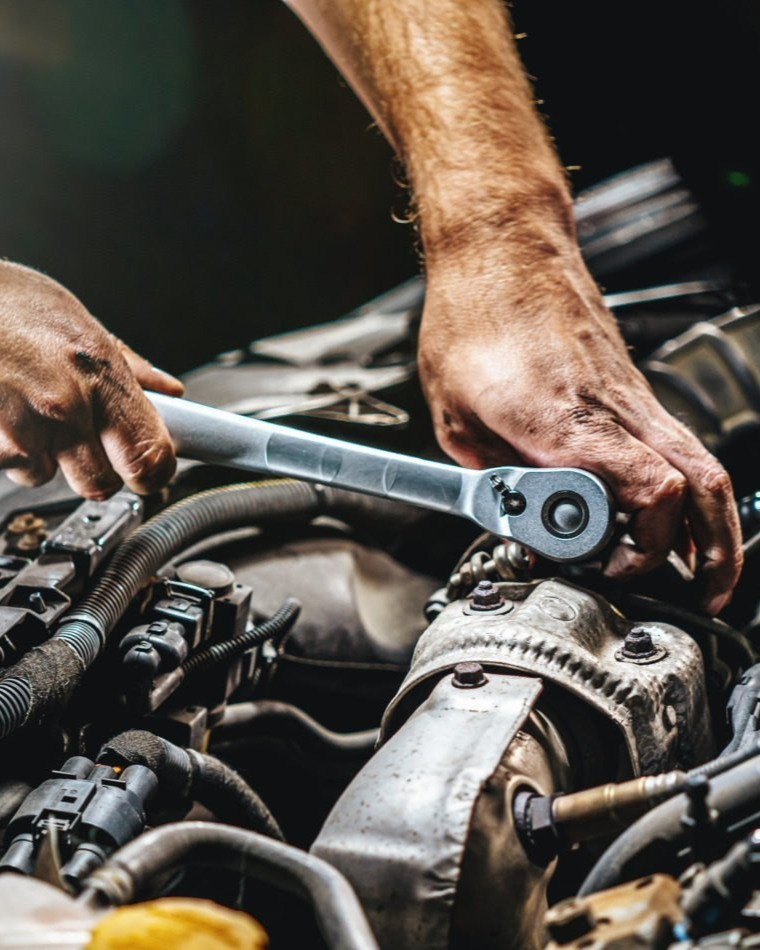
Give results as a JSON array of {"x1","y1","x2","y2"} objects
[{"x1": 114, "y1": 337, "x2": 185, "y2": 397}]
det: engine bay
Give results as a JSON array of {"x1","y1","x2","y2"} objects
[{"x1": 2, "y1": 160, "x2": 760, "y2": 949}]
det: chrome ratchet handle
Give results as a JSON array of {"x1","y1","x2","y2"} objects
[{"x1": 149, "y1": 394, "x2": 614, "y2": 562}]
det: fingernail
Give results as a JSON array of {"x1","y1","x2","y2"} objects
[
  {"x1": 152, "y1": 365, "x2": 182, "y2": 383},
  {"x1": 703, "y1": 592, "x2": 730, "y2": 616},
  {"x1": 151, "y1": 366, "x2": 184, "y2": 394}
]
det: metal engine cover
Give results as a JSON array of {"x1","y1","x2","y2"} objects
[
  {"x1": 384, "y1": 579, "x2": 713, "y2": 775},
  {"x1": 313, "y1": 579, "x2": 712, "y2": 949}
]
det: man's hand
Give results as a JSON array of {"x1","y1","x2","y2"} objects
[
  {"x1": 286, "y1": 0, "x2": 743, "y2": 611},
  {"x1": 0, "y1": 261, "x2": 182, "y2": 499},
  {"x1": 420, "y1": 244, "x2": 741, "y2": 614}
]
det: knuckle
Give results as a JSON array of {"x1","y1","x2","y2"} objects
[
  {"x1": 33, "y1": 394, "x2": 77, "y2": 424},
  {"x1": 618, "y1": 458, "x2": 673, "y2": 508},
  {"x1": 651, "y1": 471, "x2": 687, "y2": 504},
  {"x1": 701, "y1": 465, "x2": 733, "y2": 500},
  {"x1": 704, "y1": 541, "x2": 744, "y2": 576},
  {"x1": 120, "y1": 438, "x2": 175, "y2": 488}
]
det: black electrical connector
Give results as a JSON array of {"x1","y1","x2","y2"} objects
[{"x1": 0, "y1": 755, "x2": 157, "y2": 889}]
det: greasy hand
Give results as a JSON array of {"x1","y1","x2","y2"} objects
[
  {"x1": 0, "y1": 261, "x2": 183, "y2": 498},
  {"x1": 419, "y1": 246, "x2": 743, "y2": 615}
]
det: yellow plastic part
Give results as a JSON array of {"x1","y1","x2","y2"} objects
[{"x1": 87, "y1": 897, "x2": 268, "y2": 949}]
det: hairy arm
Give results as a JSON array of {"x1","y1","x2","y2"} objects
[{"x1": 286, "y1": 0, "x2": 742, "y2": 612}]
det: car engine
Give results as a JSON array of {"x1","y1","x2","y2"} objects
[{"x1": 3, "y1": 159, "x2": 760, "y2": 949}]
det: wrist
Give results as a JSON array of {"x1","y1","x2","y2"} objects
[{"x1": 418, "y1": 174, "x2": 576, "y2": 272}]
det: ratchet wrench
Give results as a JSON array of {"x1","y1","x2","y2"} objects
[{"x1": 149, "y1": 393, "x2": 614, "y2": 562}]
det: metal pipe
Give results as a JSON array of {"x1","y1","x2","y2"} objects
[
  {"x1": 79, "y1": 821, "x2": 379, "y2": 950},
  {"x1": 214, "y1": 701, "x2": 379, "y2": 758},
  {"x1": 579, "y1": 754, "x2": 760, "y2": 896}
]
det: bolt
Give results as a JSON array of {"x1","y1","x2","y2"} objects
[
  {"x1": 471, "y1": 580, "x2": 504, "y2": 611},
  {"x1": 6, "y1": 513, "x2": 45, "y2": 534},
  {"x1": 545, "y1": 898, "x2": 594, "y2": 944},
  {"x1": 5, "y1": 512, "x2": 47, "y2": 554},
  {"x1": 452, "y1": 662, "x2": 487, "y2": 689},
  {"x1": 622, "y1": 626, "x2": 657, "y2": 659},
  {"x1": 28, "y1": 591, "x2": 47, "y2": 614}
]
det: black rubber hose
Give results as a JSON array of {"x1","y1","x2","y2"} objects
[
  {"x1": 214, "y1": 700, "x2": 379, "y2": 758},
  {"x1": 78, "y1": 821, "x2": 379, "y2": 950},
  {"x1": 579, "y1": 754, "x2": 760, "y2": 896},
  {"x1": 692, "y1": 736, "x2": 760, "y2": 779},
  {"x1": 0, "y1": 780, "x2": 32, "y2": 828},
  {"x1": 187, "y1": 751, "x2": 284, "y2": 840},
  {"x1": 180, "y1": 598, "x2": 301, "y2": 680},
  {"x1": 98, "y1": 730, "x2": 283, "y2": 841},
  {"x1": 0, "y1": 480, "x2": 374, "y2": 740}
]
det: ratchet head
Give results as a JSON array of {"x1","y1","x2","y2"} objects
[{"x1": 470, "y1": 466, "x2": 615, "y2": 562}]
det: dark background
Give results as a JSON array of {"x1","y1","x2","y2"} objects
[{"x1": 1, "y1": 1, "x2": 758, "y2": 375}]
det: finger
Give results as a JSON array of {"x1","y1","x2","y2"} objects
[
  {"x1": 625, "y1": 406, "x2": 742, "y2": 614},
  {"x1": 603, "y1": 466, "x2": 686, "y2": 578},
  {"x1": 434, "y1": 409, "x2": 522, "y2": 469},
  {"x1": 0, "y1": 424, "x2": 56, "y2": 487},
  {"x1": 114, "y1": 337, "x2": 184, "y2": 397},
  {"x1": 686, "y1": 468, "x2": 742, "y2": 615},
  {"x1": 96, "y1": 377, "x2": 177, "y2": 495},
  {"x1": 560, "y1": 428, "x2": 688, "y2": 578},
  {"x1": 55, "y1": 437, "x2": 123, "y2": 501}
]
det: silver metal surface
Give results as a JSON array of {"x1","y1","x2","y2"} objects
[
  {"x1": 311, "y1": 672, "x2": 548, "y2": 950},
  {"x1": 384, "y1": 579, "x2": 713, "y2": 775},
  {"x1": 149, "y1": 394, "x2": 614, "y2": 562}
]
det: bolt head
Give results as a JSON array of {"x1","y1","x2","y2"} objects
[
  {"x1": 471, "y1": 580, "x2": 504, "y2": 610},
  {"x1": 622, "y1": 625, "x2": 657, "y2": 658},
  {"x1": 452, "y1": 662, "x2": 488, "y2": 689}
]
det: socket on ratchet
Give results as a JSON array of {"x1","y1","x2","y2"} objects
[{"x1": 149, "y1": 394, "x2": 614, "y2": 562}]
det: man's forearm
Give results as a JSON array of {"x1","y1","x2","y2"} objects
[{"x1": 285, "y1": 0, "x2": 574, "y2": 261}]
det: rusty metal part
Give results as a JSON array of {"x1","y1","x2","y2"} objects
[
  {"x1": 4, "y1": 512, "x2": 47, "y2": 554},
  {"x1": 463, "y1": 579, "x2": 513, "y2": 617},
  {"x1": 383, "y1": 579, "x2": 713, "y2": 775},
  {"x1": 516, "y1": 769, "x2": 692, "y2": 866},
  {"x1": 551, "y1": 770, "x2": 688, "y2": 844},
  {"x1": 545, "y1": 875, "x2": 683, "y2": 948},
  {"x1": 451, "y1": 661, "x2": 488, "y2": 688},
  {"x1": 470, "y1": 580, "x2": 504, "y2": 611},
  {"x1": 615, "y1": 625, "x2": 669, "y2": 665},
  {"x1": 312, "y1": 672, "x2": 570, "y2": 950}
]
